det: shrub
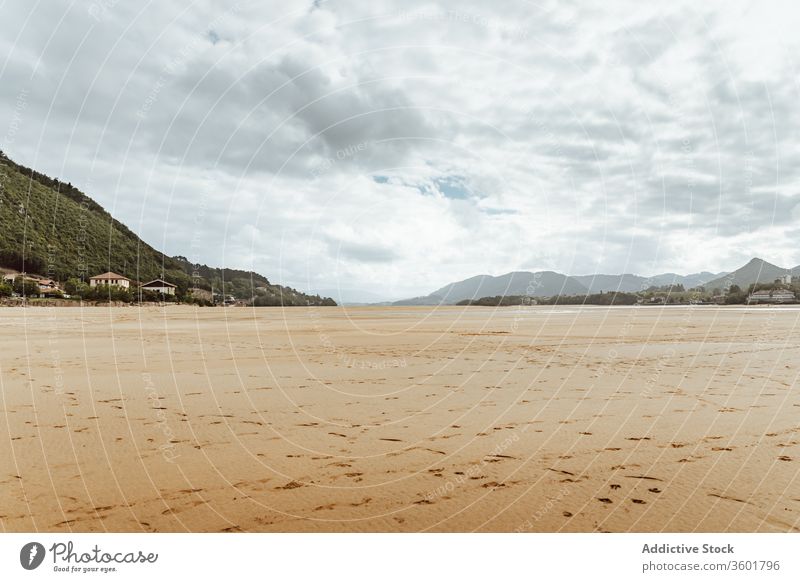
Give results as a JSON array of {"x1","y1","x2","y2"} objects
[
  {"x1": 13, "y1": 276, "x2": 40, "y2": 297},
  {"x1": 86, "y1": 284, "x2": 132, "y2": 302}
]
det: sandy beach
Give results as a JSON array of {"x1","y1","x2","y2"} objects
[{"x1": 1, "y1": 305, "x2": 798, "y2": 532}]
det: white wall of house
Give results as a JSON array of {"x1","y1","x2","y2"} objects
[
  {"x1": 90, "y1": 278, "x2": 130, "y2": 288},
  {"x1": 141, "y1": 285, "x2": 175, "y2": 295}
]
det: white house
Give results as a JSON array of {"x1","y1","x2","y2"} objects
[
  {"x1": 89, "y1": 272, "x2": 131, "y2": 289},
  {"x1": 37, "y1": 279, "x2": 61, "y2": 295},
  {"x1": 139, "y1": 279, "x2": 177, "y2": 295},
  {"x1": 748, "y1": 289, "x2": 796, "y2": 304}
]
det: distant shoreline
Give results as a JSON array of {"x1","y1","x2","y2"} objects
[{"x1": 3, "y1": 301, "x2": 798, "y2": 310}]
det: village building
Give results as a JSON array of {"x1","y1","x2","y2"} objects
[
  {"x1": 37, "y1": 279, "x2": 59, "y2": 292},
  {"x1": 139, "y1": 279, "x2": 177, "y2": 295},
  {"x1": 748, "y1": 289, "x2": 796, "y2": 304},
  {"x1": 188, "y1": 287, "x2": 212, "y2": 302},
  {"x1": 89, "y1": 272, "x2": 131, "y2": 289},
  {"x1": 36, "y1": 278, "x2": 62, "y2": 297}
]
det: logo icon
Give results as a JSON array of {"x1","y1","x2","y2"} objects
[{"x1": 20, "y1": 542, "x2": 46, "y2": 570}]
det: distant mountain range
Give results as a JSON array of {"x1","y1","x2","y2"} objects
[
  {"x1": 572, "y1": 271, "x2": 723, "y2": 294},
  {"x1": 393, "y1": 258, "x2": 799, "y2": 306}
]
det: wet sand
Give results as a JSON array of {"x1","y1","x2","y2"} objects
[{"x1": 1, "y1": 305, "x2": 799, "y2": 532}]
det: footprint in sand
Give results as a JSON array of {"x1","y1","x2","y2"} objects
[
  {"x1": 548, "y1": 468, "x2": 575, "y2": 476},
  {"x1": 625, "y1": 475, "x2": 663, "y2": 482},
  {"x1": 597, "y1": 498, "x2": 613, "y2": 504},
  {"x1": 708, "y1": 493, "x2": 750, "y2": 504}
]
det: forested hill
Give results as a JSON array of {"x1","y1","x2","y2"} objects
[{"x1": 0, "y1": 150, "x2": 334, "y2": 306}]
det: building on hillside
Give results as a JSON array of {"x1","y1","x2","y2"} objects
[
  {"x1": 89, "y1": 272, "x2": 131, "y2": 289},
  {"x1": 37, "y1": 279, "x2": 62, "y2": 296},
  {"x1": 37, "y1": 279, "x2": 59, "y2": 292},
  {"x1": 188, "y1": 287, "x2": 212, "y2": 302},
  {"x1": 3, "y1": 272, "x2": 39, "y2": 285},
  {"x1": 776, "y1": 274, "x2": 792, "y2": 285},
  {"x1": 211, "y1": 292, "x2": 236, "y2": 305},
  {"x1": 139, "y1": 279, "x2": 177, "y2": 296},
  {"x1": 748, "y1": 289, "x2": 796, "y2": 304}
]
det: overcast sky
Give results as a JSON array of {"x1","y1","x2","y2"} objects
[{"x1": 2, "y1": 1, "x2": 800, "y2": 299}]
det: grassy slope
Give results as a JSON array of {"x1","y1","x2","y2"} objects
[{"x1": 0, "y1": 151, "x2": 333, "y2": 305}]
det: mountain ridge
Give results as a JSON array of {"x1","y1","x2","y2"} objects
[
  {"x1": 703, "y1": 258, "x2": 797, "y2": 291},
  {"x1": 392, "y1": 260, "x2": 800, "y2": 306},
  {"x1": 0, "y1": 150, "x2": 335, "y2": 306}
]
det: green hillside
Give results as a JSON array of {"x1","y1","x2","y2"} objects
[{"x1": 0, "y1": 150, "x2": 334, "y2": 306}]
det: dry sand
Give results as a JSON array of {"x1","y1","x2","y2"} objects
[{"x1": 1, "y1": 305, "x2": 799, "y2": 532}]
